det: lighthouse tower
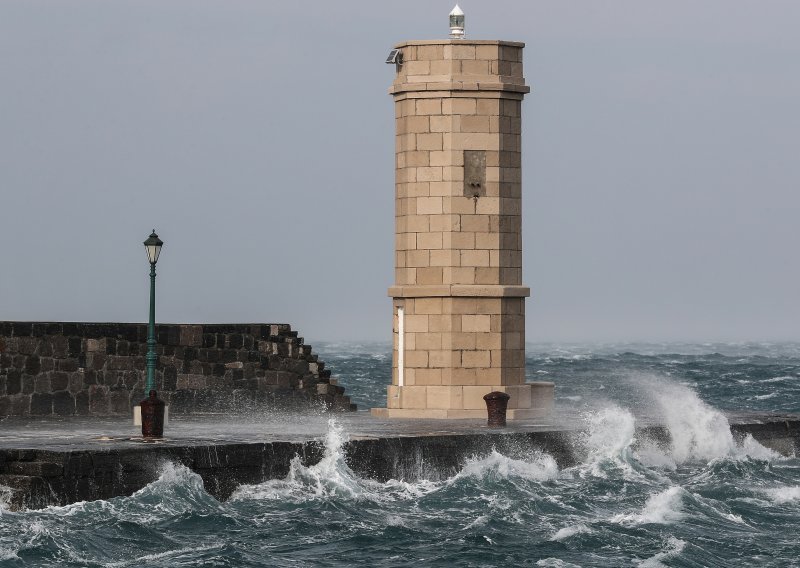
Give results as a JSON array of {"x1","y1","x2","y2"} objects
[{"x1": 372, "y1": 8, "x2": 554, "y2": 419}]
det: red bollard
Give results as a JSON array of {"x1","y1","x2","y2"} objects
[
  {"x1": 140, "y1": 390, "x2": 165, "y2": 438},
  {"x1": 483, "y1": 391, "x2": 510, "y2": 428}
]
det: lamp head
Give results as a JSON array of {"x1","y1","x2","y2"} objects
[
  {"x1": 449, "y1": 5, "x2": 465, "y2": 39},
  {"x1": 143, "y1": 230, "x2": 163, "y2": 264}
]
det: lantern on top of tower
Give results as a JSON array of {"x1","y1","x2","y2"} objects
[{"x1": 449, "y1": 5, "x2": 465, "y2": 39}]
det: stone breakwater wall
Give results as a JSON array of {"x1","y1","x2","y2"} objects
[
  {"x1": 0, "y1": 322, "x2": 354, "y2": 416},
  {"x1": 0, "y1": 418, "x2": 797, "y2": 510}
]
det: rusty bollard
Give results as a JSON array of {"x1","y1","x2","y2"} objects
[
  {"x1": 483, "y1": 391, "x2": 510, "y2": 428},
  {"x1": 140, "y1": 389, "x2": 165, "y2": 438}
]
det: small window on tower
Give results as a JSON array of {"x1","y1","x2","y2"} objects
[{"x1": 463, "y1": 150, "x2": 486, "y2": 198}]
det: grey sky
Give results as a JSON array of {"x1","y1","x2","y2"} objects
[{"x1": 1, "y1": 1, "x2": 798, "y2": 343}]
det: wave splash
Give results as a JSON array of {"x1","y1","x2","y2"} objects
[
  {"x1": 457, "y1": 449, "x2": 559, "y2": 482},
  {"x1": 229, "y1": 380, "x2": 779, "y2": 509},
  {"x1": 579, "y1": 376, "x2": 780, "y2": 469},
  {"x1": 232, "y1": 418, "x2": 368, "y2": 502},
  {"x1": 647, "y1": 380, "x2": 779, "y2": 464}
]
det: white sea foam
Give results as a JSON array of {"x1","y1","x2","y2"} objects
[
  {"x1": 763, "y1": 486, "x2": 800, "y2": 504},
  {"x1": 638, "y1": 536, "x2": 687, "y2": 567},
  {"x1": 551, "y1": 523, "x2": 592, "y2": 541},
  {"x1": 536, "y1": 559, "x2": 582, "y2": 568},
  {"x1": 612, "y1": 487, "x2": 685, "y2": 526},
  {"x1": 105, "y1": 544, "x2": 222, "y2": 567},
  {"x1": 379, "y1": 477, "x2": 441, "y2": 499},
  {"x1": 457, "y1": 449, "x2": 559, "y2": 482},
  {"x1": 763, "y1": 376, "x2": 796, "y2": 383},
  {"x1": 463, "y1": 514, "x2": 489, "y2": 530},
  {"x1": 27, "y1": 520, "x2": 48, "y2": 535},
  {"x1": 753, "y1": 392, "x2": 779, "y2": 400}
]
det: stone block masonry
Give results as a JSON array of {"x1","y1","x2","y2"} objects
[
  {"x1": 373, "y1": 39, "x2": 554, "y2": 419},
  {"x1": 0, "y1": 322, "x2": 355, "y2": 416}
]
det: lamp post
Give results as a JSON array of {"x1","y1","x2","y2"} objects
[
  {"x1": 143, "y1": 230, "x2": 163, "y2": 394},
  {"x1": 141, "y1": 230, "x2": 165, "y2": 437}
]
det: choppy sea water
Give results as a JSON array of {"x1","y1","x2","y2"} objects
[{"x1": 2, "y1": 342, "x2": 800, "y2": 567}]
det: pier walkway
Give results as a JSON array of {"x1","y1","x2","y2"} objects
[{"x1": 1, "y1": 411, "x2": 798, "y2": 510}]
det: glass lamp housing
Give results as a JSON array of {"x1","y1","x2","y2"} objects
[{"x1": 143, "y1": 231, "x2": 163, "y2": 264}]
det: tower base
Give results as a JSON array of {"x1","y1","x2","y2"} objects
[
  {"x1": 370, "y1": 407, "x2": 550, "y2": 420},
  {"x1": 370, "y1": 381, "x2": 554, "y2": 420}
]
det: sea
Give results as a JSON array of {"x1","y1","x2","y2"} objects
[{"x1": 2, "y1": 342, "x2": 800, "y2": 567}]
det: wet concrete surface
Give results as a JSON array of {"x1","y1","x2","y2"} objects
[
  {"x1": 0, "y1": 411, "x2": 578, "y2": 450},
  {"x1": 0, "y1": 409, "x2": 795, "y2": 449}
]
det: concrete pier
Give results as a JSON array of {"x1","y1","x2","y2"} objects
[{"x1": 1, "y1": 411, "x2": 798, "y2": 510}]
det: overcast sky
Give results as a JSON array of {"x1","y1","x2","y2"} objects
[{"x1": 1, "y1": 1, "x2": 798, "y2": 343}]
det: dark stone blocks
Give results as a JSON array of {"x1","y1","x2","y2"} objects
[
  {"x1": 53, "y1": 391, "x2": 75, "y2": 416},
  {"x1": 75, "y1": 391, "x2": 89, "y2": 414},
  {"x1": 7, "y1": 370, "x2": 21, "y2": 395},
  {"x1": 0, "y1": 322, "x2": 354, "y2": 416},
  {"x1": 109, "y1": 388, "x2": 131, "y2": 414},
  {"x1": 67, "y1": 337, "x2": 82, "y2": 358},
  {"x1": 50, "y1": 372, "x2": 69, "y2": 391},
  {"x1": 30, "y1": 393, "x2": 53, "y2": 415},
  {"x1": 89, "y1": 386, "x2": 110, "y2": 414},
  {"x1": 163, "y1": 365, "x2": 177, "y2": 391}
]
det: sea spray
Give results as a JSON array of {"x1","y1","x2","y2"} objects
[
  {"x1": 284, "y1": 417, "x2": 362, "y2": 498},
  {"x1": 651, "y1": 381, "x2": 738, "y2": 462},
  {"x1": 232, "y1": 418, "x2": 365, "y2": 502},
  {"x1": 584, "y1": 406, "x2": 636, "y2": 462},
  {"x1": 457, "y1": 450, "x2": 559, "y2": 483},
  {"x1": 652, "y1": 382, "x2": 779, "y2": 462},
  {"x1": 614, "y1": 372, "x2": 780, "y2": 463},
  {"x1": 0, "y1": 485, "x2": 12, "y2": 513},
  {"x1": 575, "y1": 405, "x2": 644, "y2": 479}
]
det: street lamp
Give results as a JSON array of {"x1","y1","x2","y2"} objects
[
  {"x1": 143, "y1": 230, "x2": 163, "y2": 394},
  {"x1": 141, "y1": 230, "x2": 165, "y2": 438}
]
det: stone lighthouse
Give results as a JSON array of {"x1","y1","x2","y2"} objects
[{"x1": 372, "y1": 8, "x2": 554, "y2": 419}]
